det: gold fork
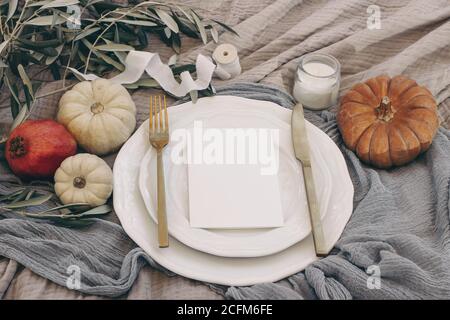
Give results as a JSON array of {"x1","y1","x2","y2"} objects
[{"x1": 149, "y1": 95, "x2": 169, "y2": 248}]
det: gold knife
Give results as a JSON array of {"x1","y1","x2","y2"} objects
[{"x1": 291, "y1": 103, "x2": 328, "y2": 257}]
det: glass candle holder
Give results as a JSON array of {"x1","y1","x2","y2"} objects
[{"x1": 293, "y1": 53, "x2": 341, "y2": 110}]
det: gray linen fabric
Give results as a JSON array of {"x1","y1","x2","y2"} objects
[
  {"x1": 0, "y1": 82, "x2": 449, "y2": 299},
  {"x1": 1, "y1": 0, "x2": 450, "y2": 299}
]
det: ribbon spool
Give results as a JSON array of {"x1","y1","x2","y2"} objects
[{"x1": 212, "y1": 44, "x2": 242, "y2": 80}]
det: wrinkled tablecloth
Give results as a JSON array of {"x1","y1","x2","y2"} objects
[{"x1": 1, "y1": 0, "x2": 450, "y2": 299}]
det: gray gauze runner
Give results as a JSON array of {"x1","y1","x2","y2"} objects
[{"x1": 0, "y1": 82, "x2": 449, "y2": 299}]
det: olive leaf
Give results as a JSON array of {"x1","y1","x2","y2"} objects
[
  {"x1": 7, "y1": 0, "x2": 18, "y2": 22},
  {"x1": 163, "y1": 27, "x2": 171, "y2": 39},
  {"x1": 204, "y1": 84, "x2": 216, "y2": 96},
  {"x1": 17, "y1": 38, "x2": 62, "y2": 49},
  {"x1": 0, "y1": 189, "x2": 26, "y2": 202},
  {"x1": 65, "y1": 204, "x2": 112, "y2": 217},
  {"x1": 41, "y1": 0, "x2": 79, "y2": 9},
  {"x1": 155, "y1": 9, "x2": 179, "y2": 33},
  {"x1": 9, "y1": 189, "x2": 31, "y2": 203},
  {"x1": 25, "y1": 190, "x2": 35, "y2": 201},
  {"x1": 17, "y1": 64, "x2": 34, "y2": 98},
  {"x1": 113, "y1": 50, "x2": 127, "y2": 64},
  {"x1": 81, "y1": 38, "x2": 125, "y2": 71},
  {"x1": 123, "y1": 78, "x2": 159, "y2": 89},
  {"x1": 171, "y1": 64, "x2": 196, "y2": 74},
  {"x1": 12, "y1": 204, "x2": 112, "y2": 228},
  {"x1": 0, "y1": 1, "x2": 236, "y2": 123},
  {"x1": 210, "y1": 25, "x2": 219, "y2": 43},
  {"x1": 40, "y1": 203, "x2": 92, "y2": 214},
  {"x1": 136, "y1": 29, "x2": 148, "y2": 49},
  {"x1": 176, "y1": 5, "x2": 195, "y2": 24},
  {"x1": 190, "y1": 90, "x2": 198, "y2": 103},
  {"x1": 95, "y1": 43, "x2": 134, "y2": 52},
  {"x1": 30, "y1": 204, "x2": 111, "y2": 218},
  {"x1": 10, "y1": 104, "x2": 28, "y2": 131},
  {"x1": 0, "y1": 40, "x2": 10, "y2": 54},
  {"x1": 191, "y1": 10, "x2": 207, "y2": 44},
  {"x1": 28, "y1": 0, "x2": 52, "y2": 7},
  {"x1": 0, "y1": 190, "x2": 112, "y2": 228},
  {"x1": 168, "y1": 54, "x2": 177, "y2": 66},
  {"x1": 25, "y1": 15, "x2": 66, "y2": 26},
  {"x1": 74, "y1": 27, "x2": 101, "y2": 41},
  {"x1": 3, "y1": 194, "x2": 53, "y2": 209},
  {"x1": 172, "y1": 14, "x2": 198, "y2": 39},
  {"x1": 169, "y1": 32, "x2": 180, "y2": 53},
  {"x1": 212, "y1": 19, "x2": 239, "y2": 36},
  {"x1": 16, "y1": 39, "x2": 60, "y2": 57},
  {"x1": 115, "y1": 11, "x2": 152, "y2": 20},
  {"x1": 4, "y1": 76, "x2": 20, "y2": 117},
  {"x1": 45, "y1": 44, "x2": 64, "y2": 65},
  {"x1": 101, "y1": 18, "x2": 157, "y2": 27},
  {"x1": 10, "y1": 95, "x2": 19, "y2": 118},
  {"x1": 23, "y1": 86, "x2": 33, "y2": 109}
]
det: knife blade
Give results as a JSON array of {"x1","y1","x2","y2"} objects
[{"x1": 291, "y1": 103, "x2": 328, "y2": 257}]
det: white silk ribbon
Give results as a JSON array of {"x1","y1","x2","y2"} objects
[{"x1": 68, "y1": 51, "x2": 216, "y2": 97}]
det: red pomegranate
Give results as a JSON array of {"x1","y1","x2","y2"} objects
[{"x1": 5, "y1": 119, "x2": 77, "y2": 180}]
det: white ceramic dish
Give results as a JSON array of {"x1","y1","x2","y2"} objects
[
  {"x1": 113, "y1": 96, "x2": 354, "y2": 286},
  {"x1": 139, "y1": 101, "x2": 333, "y2": 257}
]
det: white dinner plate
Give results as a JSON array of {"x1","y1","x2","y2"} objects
[
  {"x1": 113, "y1": 95, "x2": 354, "y2": 286},
  {"x1": 139, "y1": 100, "x2": 332, "y2": 257}
]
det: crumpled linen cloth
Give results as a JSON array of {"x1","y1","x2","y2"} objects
[
  {"x1": 1, "y1": 0, "x2": 450, "y2": 299},
  {"x1": 0, "y1": 82, "x2": 449, "y2": 300}
]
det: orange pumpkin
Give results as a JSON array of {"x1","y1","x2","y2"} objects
[{"x1": 337, "y1": 75, "x2": 439, "y2": 168}]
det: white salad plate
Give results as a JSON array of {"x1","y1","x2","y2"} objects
[
  {"x1": 139, "y1": 101, "x2": 332, "y2": 257},
  {"x1": 113, "y1": 96, "x2": 354, "y2": 286}
]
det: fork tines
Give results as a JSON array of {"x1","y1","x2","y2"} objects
[{"x1": 149, "y1": 95, "x2": 168, "y2": 133}]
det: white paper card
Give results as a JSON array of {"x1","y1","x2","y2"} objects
[{"x1": 187, "y1": 129, "x2": 284, "y2": 229}]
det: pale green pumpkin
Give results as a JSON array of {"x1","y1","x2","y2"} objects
[
  {"x1": 54, "y1": 153, "x2": 113, "y2": 206},
  {"x1": 57, "y1": 79, "x2": 136, "y2": 155}
]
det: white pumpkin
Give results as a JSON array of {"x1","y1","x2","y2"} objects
[
  {"x1": 57, "y1": 79, "x2": 136, "y2": 155},
  {"x1": 54, "y1": 153, "x2": 113, "y2": 206}
]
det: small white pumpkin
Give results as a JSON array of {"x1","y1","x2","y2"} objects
[
  {"x1": 54, "y1": 153, "x2": 113, "y2": 206},
  {"x1": 57, "y1": 79, "x2": 136, "y2": 155}
]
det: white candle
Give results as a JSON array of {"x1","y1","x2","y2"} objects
[{"x1": 293, "y1": 54, "x2": 340, "y2": 110}]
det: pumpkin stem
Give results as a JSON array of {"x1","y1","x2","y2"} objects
[
  {"x1": 9, "y1": 136, "x2": 26, "y2": 158},
  {"x1": 73, "y1": 176, "x2": 86, "y2": 189},
  {"x1": 377, "y1": 96, "x2": 394, "y2": 122},
  {"x1": 90, "y1": 102, "x2": 104, "y2": 114}
]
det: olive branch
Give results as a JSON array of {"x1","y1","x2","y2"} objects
[{"x1": 0, "y1": 0, "x2": 238, "y2": 130}]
